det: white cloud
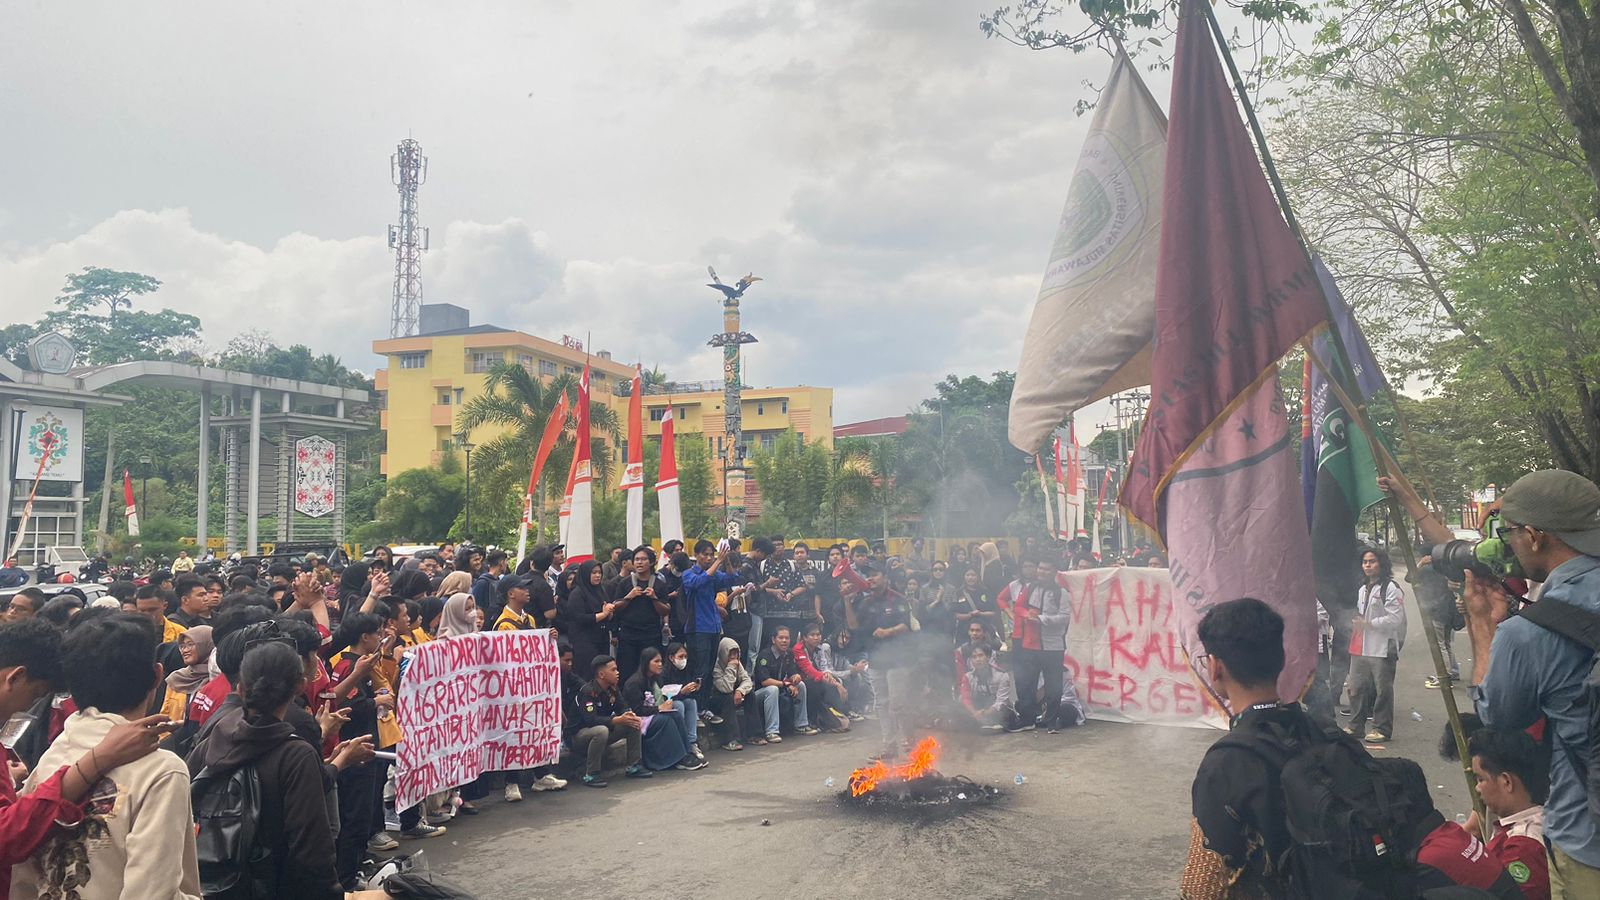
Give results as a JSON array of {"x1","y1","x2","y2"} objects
[{"x1": 0, "y1": 0, "x2": 1155, "y2": 424}]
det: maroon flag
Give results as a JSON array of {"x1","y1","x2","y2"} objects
[{"x1": 1121, "y1": 0, "x2": 1327, "y2": 701}]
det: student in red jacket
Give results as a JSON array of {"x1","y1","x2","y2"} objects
[
  {"x1": 791, "y1": 620, "x2": 849, "y2": 733},
  {"x1": 1465, "y1": 728, "x2": 1551, "y2": 900}
]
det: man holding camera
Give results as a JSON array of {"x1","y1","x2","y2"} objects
[{"x1": 1385, "y1": 469, "x2": 1600, "y2": 898}]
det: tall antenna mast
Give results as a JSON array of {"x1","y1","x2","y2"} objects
[{"x1": 388, "y1": 138, "x2": 429, "y2": 338}]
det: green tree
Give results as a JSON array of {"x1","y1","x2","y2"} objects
[
  {"x1": 747, "y1": 430, "x2": 833, "y2": 534},
  {"x1": 675, "y1": 437, "x2": 721, "y2": 540},
  {"x1": 454, "y1": 363, "x2": 621, "y2": 540},
  {"x1": 355, "y1": 455, "x2": 465, "y2": 544},
  {"x1": 43, "y1": 267, "x2": 199, "y2": 365}
]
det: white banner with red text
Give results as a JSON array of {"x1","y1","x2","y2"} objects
[
  {"x1": 395, "y1": 630, "x2": 562, "y2": 809},
  {"x1": 1060, "y1": 567, "x2": 1225, "y2": 729}
]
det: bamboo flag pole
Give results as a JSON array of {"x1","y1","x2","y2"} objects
[{"x1": 1195, "y1": 0, "x2": 1481, "y2": 824}]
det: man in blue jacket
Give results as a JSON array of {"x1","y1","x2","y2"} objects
[
  {"x1": 680, "y1": 540, "x2": 739, "y2": 707},
  {"x1": 1468, "y1": 469, "x2": 1600, "y2": 898}
]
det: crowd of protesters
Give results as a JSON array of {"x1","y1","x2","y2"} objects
[{"x1": 0, "y1": 530, "x2": 1140, "y2": 898}]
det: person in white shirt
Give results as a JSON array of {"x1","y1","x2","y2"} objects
[
  {"x1": 1344, "y1": 547, "x2": 1406, "y2": 743},
  {"x1": 10, "y1": 612, "x2": 199, "y2": 900}
]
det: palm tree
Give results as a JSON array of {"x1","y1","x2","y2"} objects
[
  {"x1": 821, "y1": 439, "x2": 875, "y2": 539},
  {"x1": 640, "y1": 366, "x2": 670, "y2": 394},
  {"x1": 454, "y1": 363, "x2": 621, "y2": 540}
]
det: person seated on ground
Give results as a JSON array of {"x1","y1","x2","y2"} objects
[
  {"x1": 959, "y1": 642, "x2": 1017, "y2": 733},
  {"x1": 659, "y1": 641, "x2": 713, "y2": 747},
  {"x1": 1380, "y1": 756, "x2": 1523, "y2": 898},
  {"x1": 559, "y1": 642, "x2": 584, "y2": 752},
  {"x1": 955, "y1": 619, "x2": 991, "y2": 685},
  {"x1": 10, "y1": 613, "x2": 200, "y2": 900},
  {"x1": 1461, "y1": 728, "x2": 1551, "y2": 900},
  {"x1": 822, "y1": 627, "x2": 870, "y2": 720},
  {"x1": 750, "y1": 624, "x2": 816, "y2": 742},
  {"x1": 710, "y1": 636, "x2": 755, "y2": 750},
  {"x1": 0, "y1": 619, "x2": 172, "y2": 898},
  {"x1": 573, "y1": 655, "x2": 649, "y2": 787},
  {"x1": 791, "y1": 620, "x2": 849, "y2": 733},
  {"x1": 622, "y1": 647, "x2": 705, "y2": 771},
  {"x1": 186, "y1": 641, "x2": 382, "y2": 900}
]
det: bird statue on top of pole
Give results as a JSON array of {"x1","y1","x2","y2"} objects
[{"x1": 706, "y1": 266, "x2": 761, "y2": 539}]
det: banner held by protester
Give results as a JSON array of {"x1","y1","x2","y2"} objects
[{"x1": 395, "y1": 630, "x2": 562, "y2": 810}]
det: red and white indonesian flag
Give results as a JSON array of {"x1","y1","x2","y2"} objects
[
  {"x1": 565, "y1": 362, "x2": 596, "y2": 565},
  {"x1": 621, "y1": 369, "x2": 645, "y2": 548},
  {"x1": 1009, "y1": 50, "x2": 1167, "y2": 453},
  {"x1": 656, "y1": 405, "x2": 683, "y2": 545},
  {"x1": 516, "y1": 392, "x2": 571, "y2": 562},
  {"x1": 557, "y1": 453, "x2": 576, "y2": 547},
  {"x1": 1121, "y1": 0, "x2": 1327, "y2": 701},
  {"x1": 123, "y1": 469, "x2": 140, "y2": 538}
]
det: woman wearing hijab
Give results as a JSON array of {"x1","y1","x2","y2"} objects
[
  {"x1": 337, "y1": 560, "x2": 371, "y2": 625},
  {"x1": 417, "y1": 596, "x2": 446, "y2": 641},
  {"x1": 560, "y1": 561, "x2": 615, "y2": 680},
  {"x1": 438, "y1": 570, "x2": 472, "y2": 601},
  {"x1": 436, "y1": 592, "x2": 478, "y2": 639},
  {"x1": 161, "y1": 624, "x2": 214, "y2": 723}
]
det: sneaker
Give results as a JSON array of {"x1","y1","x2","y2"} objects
[
  {"x1": 1364, "y1": 730, "x2": 1390, "y2": 744},
  {"x1": 366, "y1": 833, "x2": 399, "y2": 852},
  {"x1": 750, "y1": 736, "x2": 768, "y2": 746},
  {"x1": 1046, "y1": 726, "x2": 1061, "y2": 734},
  {"x1": 1424, "y1": 675, "x2": 1453, "y2": 689},
  {"x1": 705, "y1": 713, "x2": 725, "y2": 725},
  {"x1": 582, "y1": 774, "x2": 608, "y2": 788},
  {"x1": 795, "y1": 725, "x2": 821, "y2": 736},
  {"x1": 1005, "y1": 722, "x2": 1036, "y2": 733},
  {"x1": 400, "y1": 823, "x2": 446, "y2": 840},
  {"x1": 625, "y1": 764, "x2": 654, "y2": 779},
  {"x1": 691, "y1": 745, "x2": 707, "y2": 762},
  {"x1": 766, "y1": 733, "x2": 783, "y2": 743},
  {"x1": 425, "y1": 813, "x2": 453, "y2": 826},
  {"x1": 532, "y1": 774, "x2": 568, "y2": 792},
  {"x1": 721, "y1": 740, "x2": 744, "y2": 751},
  {"x1": 847, "y1": 711, "x2": 865, "y2": 721},
  {"x1": 503, "y1": 783, "x2": 524, "y2": 803},
  {"x1": 675, "y1": 758, "x2": 708, "y2": 771},
  {"x1": 981, "y1": 723, "x2": 1004, "y2": 732}
]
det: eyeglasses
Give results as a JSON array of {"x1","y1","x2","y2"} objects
[
  {"x1": 1191, "y1": 653, "x2": 1212, "y2": 673},
  {"x1": 1496, "y1": 521, "x2": 1533, "y2": 540}
]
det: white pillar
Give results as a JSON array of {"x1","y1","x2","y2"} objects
[
  {"x1": 196, "y1": 389, "x2": 210, "y2": 554},
  {"x1": 246, "y1": 388, "x2": 261, "y2": 555}
]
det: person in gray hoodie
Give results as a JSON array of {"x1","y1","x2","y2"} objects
[{"x1": 709, "y1": 636, "x2": 755, "y2": 750}]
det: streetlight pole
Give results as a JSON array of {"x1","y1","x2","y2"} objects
[
  {"x1": 455, "y1": 431, "x2": 475, "y2": 541},
  {"x1": 138, "y1": 453, "x2": 152, "y2": 518}
]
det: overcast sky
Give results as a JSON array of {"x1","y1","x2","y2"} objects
[{"x1": 0, "y1": 0, "x2": 1195, "y2": 430}]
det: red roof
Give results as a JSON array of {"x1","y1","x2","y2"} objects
[{"x1": 833, "y1": 416, "x2": 909, "y2": 439}]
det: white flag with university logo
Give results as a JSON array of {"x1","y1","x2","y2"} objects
[{"x1": 1009, "y1": 51, "x2": 1167, "y2": 453}]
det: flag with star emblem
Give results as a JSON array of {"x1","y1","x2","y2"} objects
[
  {"x1": 1303, "y1": 259, "x2": 1389, "y2": 620},
  {"x1": 1120, "y1": 0, "x2": 1327, "y2": 701}
]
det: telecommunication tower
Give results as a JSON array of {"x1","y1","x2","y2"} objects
[{"x1": 388, "y1": 139, "x2": 429, "y2": 338}]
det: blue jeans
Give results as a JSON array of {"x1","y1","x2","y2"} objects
[
  {"x1": 673, "y1": 696, "x2": 700, "y2": 744},
  {"x1": 752, "y1": 682, "x2": 808, "y2": 735},
  {"x1": 657, "y1": 706, "x2": 695, "y2": 757},
  {"x1": 748, "y1": 613, "x2": 764, "y2": 662}
]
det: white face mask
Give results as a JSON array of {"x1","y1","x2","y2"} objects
[{"x1": 672, "y1": 657, "x2": 688, "y2": 670}]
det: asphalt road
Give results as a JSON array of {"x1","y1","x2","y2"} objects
[{"x1": 413, "y1": 583, "x2": 1476, "y2": 899}]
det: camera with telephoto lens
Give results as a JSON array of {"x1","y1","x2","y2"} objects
[{"x1": 1429, "y1": 511, "x2": 1524, "y2": 581}]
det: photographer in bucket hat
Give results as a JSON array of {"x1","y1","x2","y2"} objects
[{"x1": 1465, "y1": 470, "x2": 1600, "y2": 897}]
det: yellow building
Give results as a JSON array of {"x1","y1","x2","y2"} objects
[{"x1": 372, "y1": 304, "x2": 834, "y2": 494}]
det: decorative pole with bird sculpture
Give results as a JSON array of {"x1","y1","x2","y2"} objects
[{"x1": 705, "y1": 266, "x2": 761, "y2": 540}]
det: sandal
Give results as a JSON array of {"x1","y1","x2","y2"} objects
[
  {"x1": 749, "y1": 737, "x2": 767, "y2": 746},
  {"x1": 721, "y1": 740, "x2": 744, "y2": 751}
]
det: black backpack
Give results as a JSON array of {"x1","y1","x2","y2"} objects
[
  {"x1": 1512, "y1": 597, "x2": 1600, "y2": 824},
  {"x1": 1214, "y1": 712, "x2": 1429, "y2": 899},
  {"x1": 190, "y1": 762, "x2": 269, "y2": 900}
]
